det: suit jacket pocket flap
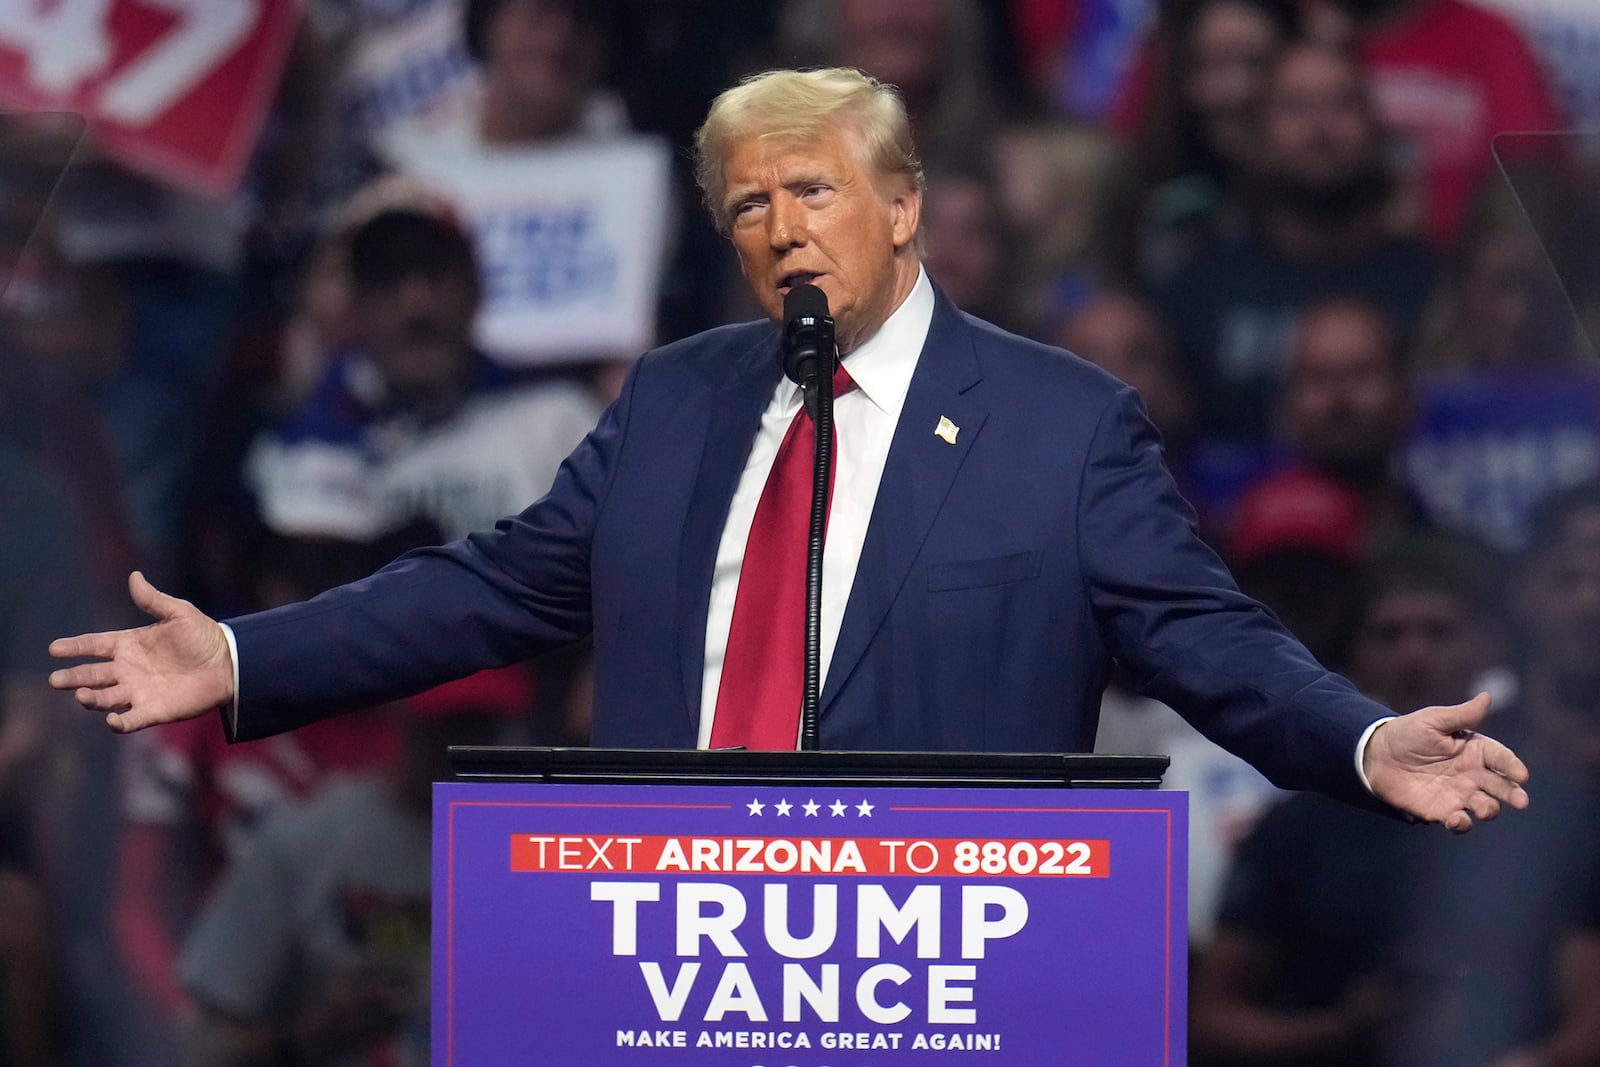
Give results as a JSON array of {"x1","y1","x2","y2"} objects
[{"x1": 927, "y1": 551, "x2": 1041, "y2": 592}]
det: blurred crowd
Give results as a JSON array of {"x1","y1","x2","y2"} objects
[{"x1": 1, "y1": 0, "x2": 1599, "y2": 1063}]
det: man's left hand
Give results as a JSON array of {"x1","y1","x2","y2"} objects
[{"x1": 1363, "y1": 692, "x2": 1530, "y2": 832}]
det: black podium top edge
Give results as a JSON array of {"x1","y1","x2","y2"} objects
[{"x1": 446, "y1": 747, "x2": 1169, "y2": 789}]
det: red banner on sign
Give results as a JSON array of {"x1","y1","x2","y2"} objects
[
  {"x1": 510, "y1": 834, "x2": 1113, "y2": 878},
  {"x1": 0, "y1": 0, "x2": 298, "y2": 198}
]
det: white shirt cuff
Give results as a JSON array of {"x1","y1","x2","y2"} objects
[
  {"x1": 218, "y1": 622, "x2": 240, "y2": 737},
  {"x1": 1354, "y1": 716, "x2": 1396, "y2": 795}
]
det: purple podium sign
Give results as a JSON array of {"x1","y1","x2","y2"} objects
[{"x1": 434, "y1": 782, "x2": 1187, "y2": 1066}]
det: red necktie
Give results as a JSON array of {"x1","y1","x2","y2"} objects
[{"x1": 711, "y1": 365, "x2": 857, "y2": 749}]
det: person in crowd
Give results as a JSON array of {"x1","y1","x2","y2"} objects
[
  {"x1": 109, "y1": 529, "x2": 414, "y2": 1054},
  {"x1": 1402, "y1": 165, "x2": 1600, "y2": 553},
  {"x1": 1059, "y1": 289, "x2": 1194, "y2": 449},
  {"x1": 1191, "y1": 534, "x2": 1504, "y2": 1067},
  {"x1": 1323, "y1": 0, "x2": 1566, "y2": 248},
  {"x1": 1227, "y1": 468, "x2": 1371, "y2": 671},
  {"x1": 1273, "y1": 296, "x2": 1423, "y2": 546},
  {"x1": 0, "y1": 174, "x2": 138, "y2": 630},
  {"x1": 1107, "y1": 0, "x2": 1567, "y2": 249},
  {"x1": 0, "y1": 442, "x2": 84, "y2": 1067},
  {"x1": 251, "y1": 224, "x2": 361, "y2": 419},
  {"x1": 53, "y1": 68, "x2": 1528, "y2": 845},
  {"x1": 601, "y1": 3, "x2": 783, "y2": 345},
  {"x1": 241, "y1": 196, "x2": 591, "y2": 737},
  {"x1": 1115, "y1": 0, "x2": 1301, "y2": 283},
  {"x1": 298, "y1": 0, "x2": 485, "y2": 211},
  {"x1": 377, "y1": 0, "x2": 670, "y2": 394},
  {"x1": 178, "y1": 687, "x2": 521, "y2": 1066},
  {"x1": 44, "y1": 145, "x2": 244, "y2": 581},
  {"x1": 0, "y1": 128, "x2": 137, "y2": 1064},
  {"x1": 174, "y1": 339, "x2": 533, "y2": 1067},
  {"x1": 989, "y1": 120, "x2": 1124, "y2": 332},
  {"x1": 1055, "y1": 289, "x2": 1207, "y2": 514},
  {"x1": 779, "y1": 0, "x2": 1004, "y2": 169},
  {"x1": 459, "y1": 0, "x2": 614, "y2": 146},
  {"x1": 1157, "y1": 41, "x2": 1438, "y2": 452},
  {"x1": 243, "y1": 203, "x2": 601, "y2": 546},
  {"x1": 919, "y1": 167, "x2": 1023, "y2": 335},
  {"x1": 1382, "y1": 485, "x2": 1600, "y2": 1067},
  {"x1": 1348, "y1": 535, "x2": 1504, "y2": 721}
]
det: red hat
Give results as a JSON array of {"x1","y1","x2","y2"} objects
[{"x1": 1231, "y1": 468, "x2": 1367, "y2": 566}]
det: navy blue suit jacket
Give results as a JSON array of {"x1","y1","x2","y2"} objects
[{"x1": 227, "y1": 292, "x2": 1389, "y2": 805}]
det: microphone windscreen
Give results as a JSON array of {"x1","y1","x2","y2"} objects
[{"x1": 784, "y1": 282, "x2": 830, "y2": 325}]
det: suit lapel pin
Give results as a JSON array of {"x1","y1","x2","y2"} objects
[{"x1": 935, "y1": 415, "x2": 960, "y2": 445}]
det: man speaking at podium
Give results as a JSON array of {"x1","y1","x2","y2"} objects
[{"x1": 50, "y1": 68, "x2": 1526, "y2": 831}]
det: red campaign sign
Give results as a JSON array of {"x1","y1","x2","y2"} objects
[
  {"x1": 510, "y1": 834, "x2": 1113, "y2": 878},
  {"x1": 0, "y1": 0, "x2": 298, "y2": 198}
]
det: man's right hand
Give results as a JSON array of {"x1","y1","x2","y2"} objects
[{"x1": 48, "y1": 571, "x2": 235, "y2": 733}]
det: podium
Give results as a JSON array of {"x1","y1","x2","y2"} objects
[{"x1": 434, "y1": 749, "x2": 1186, "y2": 1065}]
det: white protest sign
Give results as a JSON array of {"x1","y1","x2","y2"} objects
[
  {"x1": 384, "y1": 129, "x2": 673, "y2": 366},
  {"x1": 335, "y1": 0, "x2": 480, "y2": 141}
]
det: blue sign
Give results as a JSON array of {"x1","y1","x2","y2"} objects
[{"x1": 434, "y1": 782, "x2": 1188, "y2": 1065}]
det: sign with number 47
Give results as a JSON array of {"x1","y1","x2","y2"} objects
[{"x1": 0, "y1": 0, "x2": 297, "y2": 197}]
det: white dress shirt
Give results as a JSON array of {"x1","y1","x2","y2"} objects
[{"x1": 696, "y1": 269, "x2": 937, "y2": 748}]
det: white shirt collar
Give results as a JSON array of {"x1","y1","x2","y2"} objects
[
  {"x1": 776, "y1": 267, "x2": 935, "y2": 423},
  {"x1": 837, "y1": 267, "x2": 935, "y2": 422}
]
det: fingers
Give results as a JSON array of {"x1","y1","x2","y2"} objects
[
  {"x1": 49, "y1": 656, "x2": 143, "y2": 722},
  {"x1": 54, "y1": 571, "x2": 190, "y2": 660},
  {"x1": 100, "y1": 701, "x2": 159, "y2": 733},
  {"x1": 1437, "y1": 765, "x2": 1531, "y2": 833},
  {"x1": 1478, "y1": 734, "x2": 1531, "y2": 786},
  {"x1": 1476, "y1": 759, "x2": 1531, "y2": 811},
  {"x1": 48, "y1": 632, "x2": 120, "y2": 661},
  {"x1": 1430, "y1": 792, "x2": 1495, "y2": 833},
  {"x1": 74, "y1": 685, "x2": 131, "y2": 713},
  {"x1": 49, "y1": 662, "x2": 119, "y2": 691},
  {"x1": 1467, "y1": 791, "x2": 1500, "y2": 823},
  {"x1": 105, "y1": 709, "x2": 152, "y2": 734},
  {"x1": 1441, "y1": 791, "x2": 1503, "y2": 835},
  {"x1": 1446, "y1": 739, "x2": 1531, "y2": 826},
  {"x1": 1423, "y1": 691, "x2": 1493, "y2": 736},
  {"x1": 129, "y1": 570, "x2": 186, "y2": 623}
]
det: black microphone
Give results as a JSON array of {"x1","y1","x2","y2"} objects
[
  {"x1": 781, "y1": 283, "x2": 836, "y2": 752},
  {"x1": 783, "y1": 283, "x2": 835, "y2": 419}
]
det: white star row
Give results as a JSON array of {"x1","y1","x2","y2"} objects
[{"x1": 746, "y1": 798, "x2": 874, "y2": 818}]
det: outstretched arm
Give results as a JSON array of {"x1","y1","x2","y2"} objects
[
  {"x1": 1362, "y1": 692, "x2": 1530, "y2": 832},
  {"x1": 48, "y1": 571, "x2": 234, "y2": 733}
]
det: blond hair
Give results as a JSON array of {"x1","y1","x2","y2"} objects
[{"x1": 693, "y1": 67, "x2": 925, "y2": 232}]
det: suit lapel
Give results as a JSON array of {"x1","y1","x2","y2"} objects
[
  {"x1": 822, "y1": 294, "x2": 988, "y2": 711},
  {"x1": 676, "y1": 331, "x2": 785, "y2": 729}
]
